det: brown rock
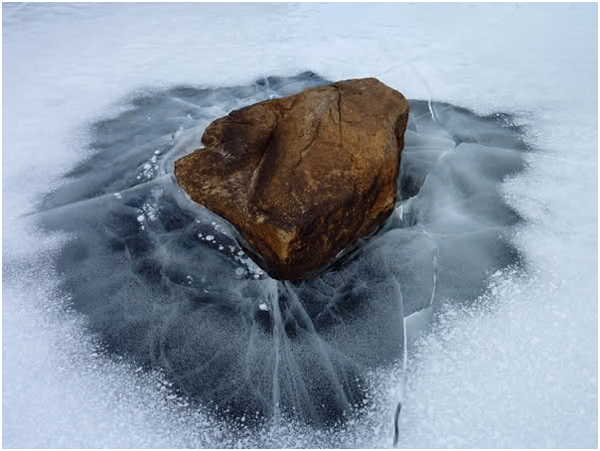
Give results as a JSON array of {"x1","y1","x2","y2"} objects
[{"x1": 174, "y1": 77, "x2": 409, "y2": 280}]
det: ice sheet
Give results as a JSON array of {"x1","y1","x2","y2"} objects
[
  {"x1": 32, "y1": 71, "x2": 527, "y2": 429},
  {"x1": 3, "y1": 3, "x2": 597, "y2": 448}
]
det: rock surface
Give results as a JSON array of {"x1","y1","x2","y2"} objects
[{"x1": 175, "y1": 77, "x2": 409, "y2": 280}]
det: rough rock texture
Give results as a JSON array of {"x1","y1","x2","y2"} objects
[{"x1": 175, "y1": 77, "x2": 409, "y2": 280}]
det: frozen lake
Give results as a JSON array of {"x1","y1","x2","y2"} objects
[{"x1": 3, "y1": 3, "x2": 597, "y2": 448}]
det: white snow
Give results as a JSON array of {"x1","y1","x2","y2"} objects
[{"x1": 3, "y1": 3, "x2": 597, "y2": 448}]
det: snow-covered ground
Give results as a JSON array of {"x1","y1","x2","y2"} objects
[{"x1": 3, "y1": 3, "x2": 597, "y2": 448}]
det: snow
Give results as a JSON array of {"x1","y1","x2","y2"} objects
[{"x1": 3, "y1": 2, "x2": 597, "y2": 448}]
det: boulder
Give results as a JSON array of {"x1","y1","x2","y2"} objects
[{"x1": 174, "y1": 77, "x2": 409, "y2": 280}]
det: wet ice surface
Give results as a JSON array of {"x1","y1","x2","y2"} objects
[{"x1": 37, "y1": 72, "x2": 527, "y2": 429}]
